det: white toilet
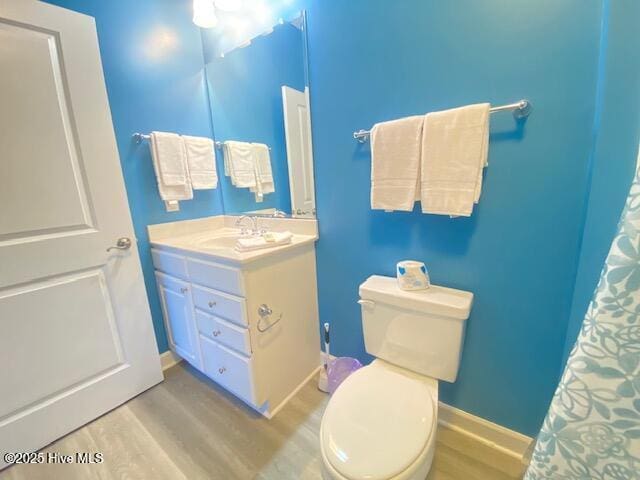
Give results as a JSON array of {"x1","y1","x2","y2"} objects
[{"x1": 320, "y1": 275, "x2": 473, "y2": 480}]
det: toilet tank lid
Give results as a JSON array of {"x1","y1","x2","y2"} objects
[{"x1": 359, "y1": 275, "x2": 473, "y2": 320}]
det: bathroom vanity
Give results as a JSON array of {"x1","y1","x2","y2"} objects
[{"x1": 148, "y1": 215, "x2": 320, "y2": 418}]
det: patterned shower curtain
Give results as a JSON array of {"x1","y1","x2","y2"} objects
[{"x1": 525, "y1": 154, "x2": 640, "y2": 480}]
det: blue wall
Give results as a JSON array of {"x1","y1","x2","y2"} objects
[
  {"x1": 564, "y1": 0, "x2": 640, "y2": 359},
  {"x1": 45, "y1": 0, "x2": 223, "y2": 353},
  {"x1": 206, "y1": 23, "x2": 305, "y2": 214},
  {"x1": 297, "y1": 0, "x2": 603, "y2": 436}
]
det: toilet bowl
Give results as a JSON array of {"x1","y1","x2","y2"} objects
[
  {"x1": 319, "y1": 275, "x2": 473, "y2": 480},
  {"x1": 320, "y1": 360, "x2": 438, "y2": 480}
]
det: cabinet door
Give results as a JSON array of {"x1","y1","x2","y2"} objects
[{"x1": 155, "y1": 272, "x2": 200, "y2": 368}]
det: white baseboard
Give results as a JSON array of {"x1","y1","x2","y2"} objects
[
  {"x1": 264, "y1": 366, "x2": 322, "y2": 419},
  {"x1": 160, "y1": 350, "x2": 182, "y2": 371},
  {"x1": 438, "y1": 402, "x2": 533, "y2": 470}
]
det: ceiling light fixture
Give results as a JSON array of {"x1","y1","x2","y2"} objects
[
  {"x1": 193, "y1": 0, "x2": 218, "y2": 28},
  {"x1": 214, "y1": 0, "x2": 243, "y2": 12}
]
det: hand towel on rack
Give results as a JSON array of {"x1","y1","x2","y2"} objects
[
  {"x1": 149, "y1": 132, "x2": 193, "y2": 202},
  {"x1": 150, "y1": 131, "x2": 189, "y2": 186},
  {"x1": 183, "y1": 135, "x2": 218, "y2": 189},
  {"x1": 251, "y1": 143, "x2": 275, "y2": 202},
  {"x1": 420, "y1": 103, "x2": 490, "y2": 216},
  {"x1": 223, "y1": 141, "x2": 256, "y2": 188},
  {"x1": 370, "y1": 115, "x2": 424, "y2": 211}
]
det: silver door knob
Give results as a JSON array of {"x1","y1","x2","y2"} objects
[
  {"x1": 106, "y1": 237, "x2": 132, "y2": 252},
  {"x1": 218, "y1": 367, "x2": 226, "y2": 374},
  {"x1": 212, "y1": 330, "x2": 221, "y2": 337}
]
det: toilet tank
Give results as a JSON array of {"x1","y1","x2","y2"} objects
[{"x1": 359, "y1": 275, "x2": 473, "y2": 382}]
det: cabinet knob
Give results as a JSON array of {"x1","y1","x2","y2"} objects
[
  {"x1": 218, "y1": 367, "x2": 226, "y2": 374},
  {"x1": 208, "y1": 301, "x2": 217, "y2": 308},
  {"x1": 180, "y1": 287, "x2": 188, "y2": 294},
  {"x1": 213, "y1": 330, "x2": 221, "y2": 337}
]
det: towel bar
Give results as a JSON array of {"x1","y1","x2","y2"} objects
[
  {"x1": 352, "y1": 99, "x2": 531, "y2": 144},
  {"x1": 132, "y1": 133, "x2": 271, "y2": 151}
]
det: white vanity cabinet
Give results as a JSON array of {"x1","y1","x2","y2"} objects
[{"x1": 151, "y1": 242, "x2": 321, "y2": 418}]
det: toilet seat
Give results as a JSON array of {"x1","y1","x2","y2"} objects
[{"x1": 320, "y1": 361, "x2": 437, "y2": 480}]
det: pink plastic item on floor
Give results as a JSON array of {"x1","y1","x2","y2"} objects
[{"x1": 327, "y1": 357, "x2": 363, "y2": 394}]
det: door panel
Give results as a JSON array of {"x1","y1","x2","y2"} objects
[
  {"x1": 0, "y1": 21, "x2": 94, "y2": 240},
  {"x1": 0, "y1": 1, "x2": 162, "y2": 466}
]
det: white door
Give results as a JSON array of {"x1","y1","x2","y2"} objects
[
  {"x1": 0, "y1": 0, "x2": 162, "y2": 467},
  {"x1": 282, "y1": 86, "x2": 316, "y2": 218}
]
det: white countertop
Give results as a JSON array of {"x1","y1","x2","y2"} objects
[{"x1": 147, "y1": 215, "x2": 318, "y2": 265}]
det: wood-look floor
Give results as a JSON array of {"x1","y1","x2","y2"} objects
[{"x1": 2, "y1": 364, "x2": 522, "y2": 480}]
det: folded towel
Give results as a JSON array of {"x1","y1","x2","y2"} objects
[
  {"x1": 420, "y1": 103, "x2": 490, "y2": 216},
  {"x1": 149, "y1": 132, "x2": 193, "y2": 202},
  {"x1": 150, "y1": 131, "x2": 189, "y2": 186},
  {"x1": 183, "y1": 135, "x2": 218, "y2": 189},
  {"x1": 252, "y1": 143, "x2": 274, "y2": 202},
  {"x1": 370, "y1": 116, "x2": 424, "y2": 211},
  {"x1": 235, "y1": 231, "x2": 293, "y2": 252},
  {"x1": 223, "y1": 141, "x2": 256, "y2": 188}
]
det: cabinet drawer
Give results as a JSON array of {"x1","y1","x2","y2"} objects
[
  {"x1": 151, "y1": 249, "x2": 188, "y2": 280},
  {"x1": 195, "y1": 310, "x2": 251, "y2": 356},
  {"x1": 186, "y1": 257, "x2": 243, "y2": 296},
  {"x1": 191, "y1": 284, "x2": 247, "y2": 327},
  {"x1": 200, "y1": 335, "x2": 256, "y2": 404}
]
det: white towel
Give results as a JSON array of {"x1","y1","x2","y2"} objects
[
  {"x1": 223, "y1": 141, "x2": 256, "y2": 188},
  {"x1": 370, "y1": 116, "x2": 424, "y2": 211},
  {"x1": 420, "y1": 103, "x2": 490, "y2": 217},
  {"x1": 252, "y1": 143, "x2": 274, "y2": 202},
  {"x1": 150, "y1": 131, "x2": 189, "y2": 186},
  {"x1": 183, "y1": 135, "x2": 218, "y2": 189},
  {"x1": 235, "y1": 231, "x2": 293, "y2": 252},
  {"x1": 149, "y1": 132, "x2": 193, "y2": 202}
]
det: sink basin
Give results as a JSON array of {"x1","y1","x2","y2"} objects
[
  {"x1": 191, "y1": 228, "x2": 245, "y2": 249},
  {"x1": 198, "y1": 235, "x2": 241, "y2": 249}
]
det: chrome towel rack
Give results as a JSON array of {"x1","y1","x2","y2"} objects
[
  {"x1": 132, "y1": 133, "x2": 271, "y2": 151},
  {"x1": 133, "y1": 133, "x2": 226, "y2": 150},
  {"x1": 352, "y1": 99, "x2": 532, "y2": 144}
]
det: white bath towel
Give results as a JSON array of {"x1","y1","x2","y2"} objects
[
  {"x1": 420, "y1": 103, "x2": 490, "y2": 216},
  {"x1": 235, "y1": 231, "x2": 293, "y2": 252},
  {"x1": 183, "y1": 135, "x2": 218, "y2": 189},
  {"x1": 223, "y1": 141, "x2": 256, "y2": 188},
  {"x1": 251, "y1": 143, "x2": 275, "y2": 202},
  {"x1": 370, "y1": 115, "x2": 424, "y2": 211},
  {"x1": 149, "y1": 132, "x2": 193, "y2": 202},
  {"x1": 150, "y1": 131, "x2": 189, "y2": 186}
]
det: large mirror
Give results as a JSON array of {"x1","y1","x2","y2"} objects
[{"x1": 205, "y1": 12, "x2": 316, "y2": 218}]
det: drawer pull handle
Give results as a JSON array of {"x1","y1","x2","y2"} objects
[
  {"x1": 218, "y1": 367, "x2": 226, "y2": 374},
  {"x1": 212, "y1": 330, "x2": 221, "y2": 337},
  {"x1": 180, "y1": 287, "x2": 188, "y2": 294},
  {"x1": 208, "y1": 301, "x2": 217, "y2": 308}
]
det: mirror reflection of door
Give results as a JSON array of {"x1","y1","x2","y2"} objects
[
  {"x1": 282, "y1": 86, "x2": 316, "y2": 218},
  {"x1": 205, "y1": 12, "x2": 316, "y2": 218}
]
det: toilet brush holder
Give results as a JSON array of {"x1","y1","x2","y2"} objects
[{"x1": 318, "y1": 322, "x2": 330, "y2": 393}]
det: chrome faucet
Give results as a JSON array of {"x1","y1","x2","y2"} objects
[{"x1": 235, "y1": 215, "x2": 259, "y2": 236}]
